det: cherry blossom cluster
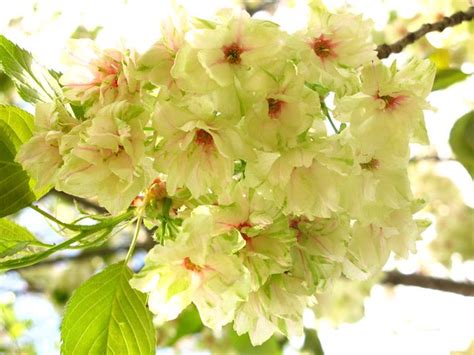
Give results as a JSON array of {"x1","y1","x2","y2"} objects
[{"x1": 17, "y1": 2, "x2": 434, "y2": 345}]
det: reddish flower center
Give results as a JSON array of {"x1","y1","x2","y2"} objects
[
  {"x1": 267, "y1": 98, "x2": 284, "y2": 119},
  {"x1": 376, "y1": 92, "x2": 406, "y2": 111},
  {"x1": 237, "y1": 222, "x2": 253, "y2": 247},
  {"x1": 242, "y1": 234, "x2": 252, "y2": 245},
  {"x1": 183, "y1": 257, "x2": 202, "y2": 272},
  {"x1": 289, "y1": 219, "x2": 299, "y2": 230},
  {"x1": 360, "y1": 158, "x2": 380, "y2": 171},
  {"x1": 148, "y1": 177, "x2": 167, "y2": 200},
  {"x1": 195, "y1": 129, "x2": 214, "y2": 147},
  {"x1": 223, "y1": 43, "x2": 243, "y2": 64},
  {"x1": 311, "y1": 35, "x2": 334, "y2": 59},
  {"x1": 380, "y1": 95, "x2": 396, "y2": 106},
  {"x1": 238, "y1": 221, "x2": 252, "y2": 228},
  {"x1": 96, "y1": 61, "x2": 121, "y2": 87},
  {"x1": 289, "y1": 218, "x2": 303, "y2": 242}
]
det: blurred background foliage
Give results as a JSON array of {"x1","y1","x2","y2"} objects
[{"x1": 0, "y1": 0, "x2": 473, "y2": 354}]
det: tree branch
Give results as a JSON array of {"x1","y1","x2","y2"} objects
[
  {"x1": 382, "y1": 271, "x2": 474, "y2": 297},
  {"x1": 20, "y1": 243, "x2": 474, "y2": 296},
  {"x1": 377, "y1": 7, "x2": 474, "y2": 59}
]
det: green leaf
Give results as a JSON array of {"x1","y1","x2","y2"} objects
[
  {"x1": 71, "y1": 25, "x2": 103, "y2": 40},
  {"x1": 0, "y1": 105, "x2": 50, "y2": 217},
  {"x1": 0, "y1": 218, "x2": 48, "y2": 258},
  {"x1": 0, "y1": 35, "x2": 62, "y2": 103},
  {"x1": 450, "y1": 111, "x2": 474, "y2": 178},
  {"x1": 432, "y1": 68, "x2": 469, "y2": 91},
  {"x1": 0, "y1": 71, "x2": 14, "y2": 93},
  {"x1": 61, "y1": 262, "x2": 156, "y2": 355},
  {"x1": 305, "y1": 82, "x2": 330, "y2": 97},
  {"x1": 303, "y1": 329, "x2": 324, "y2": 355}
]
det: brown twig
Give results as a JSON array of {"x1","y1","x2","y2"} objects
[
  {"x1": 377, "y1": 7, "x2": 474, "y2": 59},
  {"x1": 382, "y1": 271, "x2": 474, "y2": 296}
]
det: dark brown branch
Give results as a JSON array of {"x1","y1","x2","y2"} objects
[
  {"x1": 382, "y1": 271, "x2": 474, "y2": 297},
  {"x1": 377, "y1": 7, "x2": 474, "y2": 59}
]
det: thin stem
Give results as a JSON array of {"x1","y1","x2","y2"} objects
[
  {"x1": 0, "y1": 228, "x2": 99, "y2": 271},
  {"x1": 327, "y1": 115, "x2": 339, "y2": 134},
  {"x1": 125, "y1": 215, "x2": 142, "y2": 263},
  {"x1": 29, "y1": 240, "x2": 53, "y2": 248},
  {"x1": 30, "y1": 204, "x2": 134, "y2": 232},
  {"x1": 70, "y1": 218, "x2": 134, "y2": 250},
  {"x1": 1, "y1": 209, "x2": 134, "y2": 271},
  {"x1": 321, "y1": 102, "x2": 339, "y2": 134},
  {"x1": 29, "y1": 204, "x2": 82, "y2": 231}
]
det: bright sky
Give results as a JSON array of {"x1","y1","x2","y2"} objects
[{"x1": 0, "y1": 1, "x2": 473, "y2": 354}]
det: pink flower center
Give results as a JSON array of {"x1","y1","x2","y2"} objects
[
  {"x1": 194, "y1": 129, "x2": 214, "y2": 147},
  {"x1": 148, "y1": 177, "x2": 167, "y2": 201},
  {"x1": 267, "y1": 98, "x2": 284, "y2": 119},
  {"x1": 183, "y1": 257, "x2": 202, "y2": 272},
  {"x1": 360, "y1": 158, "x2": 380, "y2": 171},
  {"x1": 311, "y1": 35, "x2": 334, "y2": 59},
  {"x1": 95, "y1": 60, "x2": 121, "y2": 86},
  {"x1": 376, "y1": 93, "x2": 406, "y2": 111},
  {"x1": 223, "y1": 42, "x2": 243, "y2": 64}
]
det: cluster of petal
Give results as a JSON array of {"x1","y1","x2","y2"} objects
[
  {"x1": 55, "y1": 102, "x2": 153, "y2": 214},
  {"x1": 60, "y1": 40, "x2": 143, "y2": 117},
  {"x1": 335, "y1": 59, "x2": 435, "y2": 147},
  {"x1": 131, "y1": 206, "x2": 250, "y2": 330},
  {"x1": 16, "y1": 2, "x2": 435, "y2": 346},
  {"x1": 295, "y1": 8, "x2": 377, "y2": 95},
  {"x1": 16, "y1": 103, "x2": 79, "y2": 189}
]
